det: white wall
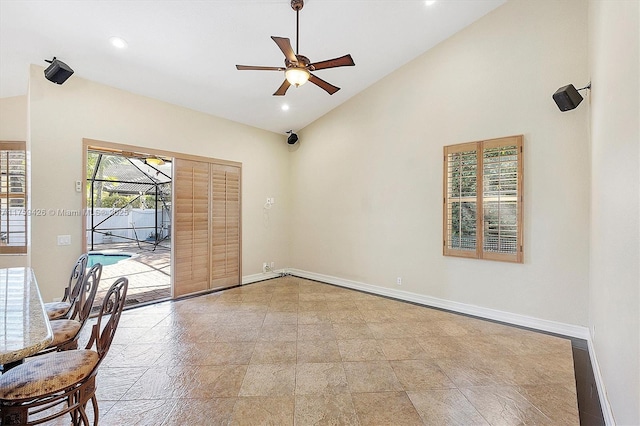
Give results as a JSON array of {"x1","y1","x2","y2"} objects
[
  {"x1": 28, "y1": 66, "x2": 291, "y2": 302},
  {"x1": 588, "y1": 1, "x2": 640, "y2": 423},
  {"x1": 0, "y1": 95, "x2": 29, "y2": 268},
  {"x1": 290, "y1": 0, "x2": 590, "y2": 326}
]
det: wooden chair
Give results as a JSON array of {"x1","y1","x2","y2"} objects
[
  {"x1": 0, "y1": 277, "x2": 129, "y2": 425},
  {"x1": 41, "y1": 263, "x2": 102, "y2": 353},
  {"x1": 43, "y1": 253, "x2": 89, "y2": 320}
]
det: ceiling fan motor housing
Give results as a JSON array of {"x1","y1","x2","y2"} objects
[{"x1": 291, "y1": 0, "x2": 304, "y2": 11}]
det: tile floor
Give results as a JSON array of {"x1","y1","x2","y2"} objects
[{"x1": 80, "y1": 275, "x2": 579, "y2": 425}]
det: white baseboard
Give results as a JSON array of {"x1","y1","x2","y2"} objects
[
  {"x1": 242, "y1": 270, "x2": 284, "y2": 285},
  {"x1": 587, "y1": 338, "x2": 616, "y2": 425},
  {"x1": 287, "y1": 268, "x2": 590, "y2": 339}
]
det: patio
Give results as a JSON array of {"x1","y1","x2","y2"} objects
[{"x1": 92, "y1": 241, "x2": 171, "y2": 310}]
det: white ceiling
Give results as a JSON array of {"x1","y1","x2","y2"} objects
[{"x1": 0, "y1": 0, "x2": 505, "y2": 134}]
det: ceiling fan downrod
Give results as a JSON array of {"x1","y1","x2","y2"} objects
[{"x1": 291, "y1": 0, "x2": 304, "y2": 55}]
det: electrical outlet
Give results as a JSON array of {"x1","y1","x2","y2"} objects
[
  {"x1": 270, "y1": 261, "x2": 275, "y2": 270},
  {"x1": 396, "y1": 277, "x2": 402, "y2": 286},
  {"x1": 57, "y1": 235, "x2": 71, "y2": 245}
]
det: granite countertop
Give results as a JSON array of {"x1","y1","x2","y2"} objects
[{"x1": 0, "y1": 267, "x2": 53, "y2": 365}]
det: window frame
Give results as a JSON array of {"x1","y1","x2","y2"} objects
[
  {"x1": 0, "y1": 141, "x2": 27, "y2": 254},
  {"x1": 443, "y1": 135, "x2": 523, "y2": 263}
]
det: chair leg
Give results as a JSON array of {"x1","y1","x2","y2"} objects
[{"x1": 91, "y1": 395, "x2": 99, "y2": 425}]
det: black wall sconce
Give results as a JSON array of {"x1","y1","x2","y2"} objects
[{"x1": 553, "y1": 83, "x2": 591, "y2": 111}]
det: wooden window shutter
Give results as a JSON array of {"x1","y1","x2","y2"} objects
[
  {"x1": 481, "y1": 136, "x2": 523, "y2": 263},
  {"x1": 210, "y1": 164, "x2": 241, "y2": 288},
  {"x1": 174, "y1": 159, "x2": 210, "y2": 297},
  {"x1": 0, "y1": 142, "x2": 27, "y2": 254},
  {"x1": 443, "y1": 142, "x2": 479, "y2": 259},
  {"x1": 444, "y1": 136, "x2": 523, "y2": 263}
]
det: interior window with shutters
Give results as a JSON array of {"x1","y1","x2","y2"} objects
[
  {"x1": 0, "y1": 141, "x2": 27, "y2": 254},
  {"x1": 443, "y1": 135, "x2": 523, "y2": 263}
]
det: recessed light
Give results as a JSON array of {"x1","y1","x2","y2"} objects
[
  {"x1": 281, "y1": 104, "x2": 290, "y2": 111},
  {"x1": 425, "y1": 0, "x2": 436, "y2": 5},
  {"x1": 109, "y1": 36, "x2": 128, "y2": 49}
]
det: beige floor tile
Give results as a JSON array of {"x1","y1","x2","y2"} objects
[
  {"x1": 231, "y1": 396, "x2": 295, "y2": 425},
  {"x1": 189, "y1": 365, "x2": 248, "y2": 398},
  {"x1": 298, "y1": 293, "x2": 327, "y2": 302},
  {"x1": 100, "y1": 399, "x2": 177, "y2": 425},
  {"x1": 102, "y1": 343, "x2": 164, "y2": 368},
  {"x1": 351, "y1": 391, "x2": 423, "y2": 425},
  {"x1": 295, "y1": 362, "x2": 350, "y2": 395},
  {"x1": 298, "y1": 323, "x2": 337, "y2": 340},
  {"x1": 298, "y1": 300, "x2": 329, "y2": 311},
  {"x1": 295, "y1": 394, "x2": 359, "y2": 425},
  {"x1": 520, "y1": 384, "x2": 580, "y2": 425},
  {"x1": 297, "y1": 339, "x2": 342, "y2": 363},
  {"x1": 268, "y1": 300, "x2": 299, "y2": 312},
  {"x1": 270, "y1": 293, "x2": 299, "y2": 302},
  {"x1": 238, "y1": 363, "x2": 296, "y2": 396},
  {"x1": 390, "y1": 360, "x2": 457, "y2": 391},
  {"x1": 358, "y1": 309, "x2": 398, "y2": 324},
  {"x1": 434, "y1": 356, "x2": 508, "y2": 388},
  {"x1": 329, "y1": 310, "x2": 366, "y2": 324},
  {"x1": 298, "y1": 310, "x2": 333, "y2": 325},
  {"x1": 264, "y1": 311, "x2": 298, "y2": 324},
  {"x1": 258, "y1": 323, "x2": 298, "y2": 342},
  {"x1": 343, "y1": 361, "x2": 403, "y2": 393},
  {"x1": 332, "y1": 323, "x2": 375, "y2": 340},
  {"x1": 163, "y1": 397, "x2": 237, "y2": 425},
  {"x1": 407, "y1": 389, "x2": 489, "y2": 425},
  {"x1": 367, "y1": 322, "x2": 421, "y2": 339},
  {"x1": 213, "y1": 325, "x2": 261, "y2": 342},
  {"x1": 122, "y1": 366, "x2": 198, "y2": 399},
  {"x1": 251, "y1": 341, "x2": 297, "y2": 364},
  {"x1": 337, "y1": 339, "x2": 386, "y2": 361},
  {"x1": 95, "y1": 366, "x2": 148, "y2": 401},
  {"x1": 325, "y1": 301, "x2": 358, "y2": 311},
  {"x1": 459, "y1": 385, "x2": 552, "y2": 424},
  {"x1": 197, "y1": 341, "x2": 256, "y2": 365},
  {"x1": 379, "y1": 338, "x2": 430, "y2": 360}
]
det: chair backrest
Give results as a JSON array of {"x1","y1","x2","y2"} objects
[
  {"x1": 67, "y1": 263, "x2": 102, "y2": 323},
  {"x1": 86, "y1": 277, "x2": 128, "y2": 365},
  {"x1": 62, "y1": 253, "x2": 89, "y2": 303}
]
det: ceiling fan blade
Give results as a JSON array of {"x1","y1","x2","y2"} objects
[
  {"x1": 309, "y1": 74, "x2": 340, "y2": 95},
  {"x1": 273, "y1": 80, "x2": 291, "y2": 96},
  {"x1": 236, "y1": 65, "x2": 286, "y2": 71},
  {"x1": 271, "y1": 36, "x2": 297, "y2": 63},
  {"x1": 309, "y1": 54, "x2": 355, "y2": 71}
]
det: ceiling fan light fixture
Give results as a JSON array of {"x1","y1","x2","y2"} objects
[{"x1": 285, "y1": 67, "x2": 310, "y2": 87}]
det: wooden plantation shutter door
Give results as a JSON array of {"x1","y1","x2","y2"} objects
[
  {"x1": 211, "y1": 164, "x2": 241, "y2": 289},
  {"x1": 444, "y1": 135, "x2": 523, "y2": 263},
  {"x1": 174, "y1": 158, "x2": 242, "y2": 297},
  {"x1": 174, "y1": 159, "x2": 210, "y2": 297}
]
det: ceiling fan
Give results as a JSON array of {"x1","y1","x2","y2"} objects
[{"x1": 236, "y1": 0, "x2": 355, "y2": 96}]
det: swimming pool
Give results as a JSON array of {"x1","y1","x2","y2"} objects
[{"x1": 87, "y1": 252, "x2": 132, "y2": 267}]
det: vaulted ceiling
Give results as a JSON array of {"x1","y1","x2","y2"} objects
[{"x1": 0, "y1": 0, "x2": 505, "y2": 134}]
